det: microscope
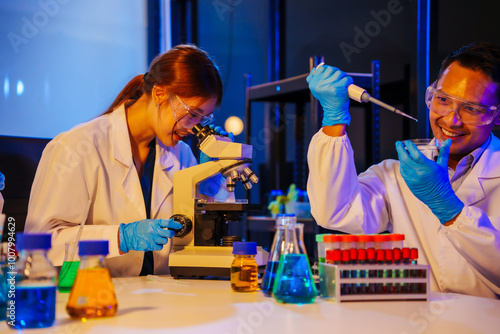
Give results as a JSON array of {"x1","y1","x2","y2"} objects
[{"x1": 169, "y1": 124, "x2": 268, "y2": 279}]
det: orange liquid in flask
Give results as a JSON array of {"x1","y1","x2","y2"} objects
[{"x1": 66, "y1": 267, "x2": 118, "y2": 318}]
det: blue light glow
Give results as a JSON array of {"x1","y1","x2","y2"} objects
[
  {"x1": 276, "y1": 85, "x2": 281, "y2": 92},
  {"x1": 3, "y1": 76, "x2": 9, "y2": 99},
  {"x1": 17, "y1": 80, "x2": 24, "y2": 96}
]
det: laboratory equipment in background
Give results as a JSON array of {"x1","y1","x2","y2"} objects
[
  {"x1": 272, "y1": 223, "x2": 317, "y2": 304},
  {"x1": 261, "y1": 214, "x2": 297, "y2": 296},
  {"x1": 66, "y1": 240, "x2": 117, "y2": 319},
  {"x1": 9, "y1": 233, "x2": 56, "y2": 329},
  {"x1": 169, "y1": 124, "x2": 268, "y2": 278},
  {"x1": 230, "y1": 242, "x2": 259, "y2": 292}
]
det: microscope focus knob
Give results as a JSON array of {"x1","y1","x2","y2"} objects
[{"x1": 169, "y1": 214, "x2": 193, "y2": 238}]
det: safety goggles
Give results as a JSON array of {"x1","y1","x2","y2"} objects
[
  {"x1": 425, "y1": 83, "x2": 500, "y2": 126},
  {"x1": 168, "y1": 94, "x2": 215, "y2": 127}
]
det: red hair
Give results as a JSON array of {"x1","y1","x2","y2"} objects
[{"x1": 103, "y1": 44, "x2": 223, "y2": 115}]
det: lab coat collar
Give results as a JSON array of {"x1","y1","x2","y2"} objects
[
  {"x1": 151, "y1": 140, "x2": 174, "y2": 218},
  {"x1": 456, "y1": 134, "x2": 500, "y2": 206},
  {"x1": 110, "y1": 104, "x2": 147, "y2": 218}
]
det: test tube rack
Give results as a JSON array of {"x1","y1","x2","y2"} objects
[{"x1": 319, "y1": 263, "x2": 430, "y2": 302}]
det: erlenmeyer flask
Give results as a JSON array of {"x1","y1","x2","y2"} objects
[
  {"x1": 261, "y1": 214, "x2": 296, "y2": 296},
  {"x1": 272, "y1": 223, "x2": 317, "y2": 304}
]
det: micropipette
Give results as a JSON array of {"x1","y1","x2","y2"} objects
[{"x1": 313, "y1": 63, "x2": 418, "y2": 122}]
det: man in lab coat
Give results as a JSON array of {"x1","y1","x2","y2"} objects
[{"x1": 306, "y1": 42, "x2": 500, "y2": 298}]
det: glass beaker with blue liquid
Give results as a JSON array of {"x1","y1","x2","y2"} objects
[{"x1": 272, "y1": 223, "x2": 317, "y2": 304}]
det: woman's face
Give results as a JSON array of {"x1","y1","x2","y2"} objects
[{"x1": 155, "y1": 95, "x2": 218, "y2": 147}]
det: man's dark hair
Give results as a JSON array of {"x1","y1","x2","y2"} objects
[{"x1": 438, "y1": 42, "x2": 500, "y2": 89}]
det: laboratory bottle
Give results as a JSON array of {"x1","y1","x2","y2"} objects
[
  {"x1": 261, "y1": 214, "x2": 297, "y2": 296},
  {"x1": 231, "y1": 242, "x2": 258, "y2": 292},
  {"x1": 67, "y1": 240, "x2": 117, "y2": 318},
  {"x1": 272, "y1": 223, "x2": 317, "y2": 304},
  {"x1": 8, "y1": 233, "x2": 57, "y2": 329}
]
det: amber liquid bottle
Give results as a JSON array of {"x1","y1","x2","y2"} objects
[
  {"x1": 66, "y1": 240, "x2": 117, "y2": 318},
  {"x1": 231, "y1": 242, "x2": 258, "y2": 292}
]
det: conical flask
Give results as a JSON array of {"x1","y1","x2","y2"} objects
[
  {"x1": 261, "y1": 214, "x2": 297, "y2": 296},
  {"x1": 272, "y1": 223, "x2": 317, "y2": 304}
]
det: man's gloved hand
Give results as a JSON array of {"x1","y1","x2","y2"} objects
[
  {"x1": 119, "y1": 219, "x2": 183, "y2": 253},
  {"x1": 199, "y1": 125, "x2": 234, "y2": 197},
  {"x1": 306, "y1": 65, "x2": 353, "y2": 126},
  {"x1": 395, "y1": 139, "x2": 464, "y2": 224}
]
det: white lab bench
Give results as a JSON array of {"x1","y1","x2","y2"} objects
[{"x1": 1, "y1": 276, "x2": 499, "y2": 334}]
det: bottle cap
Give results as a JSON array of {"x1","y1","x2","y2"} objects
[
  {"x1": 367, "y1": 248, "x2": 376, "y2": 260},
  {"x1": 357, "y1": 235, "x2": 374, "y2": 243},
  {"x1": 324, "y1": 234, "x2": 342, "y2": 243},
  {"x1": 340, "y1": 234, "x2": 358, "y2": 243},
  {"x1": 316, "y1": 234, "x2": 326, "y2": 242},
  {"x1": 389, "y1": 233, "x2": 405, "y2": 241},
  {"x1": 402, "y1": 247, "x2": 410, "y2": 259},
  {"x1": 326, "y1": 249, "x2": 341, "y2": 262},
  {"x1": 17, "y1": 233, "x2": 51, "y2": 250},
  {"x1": 393, "y1": 248, "x2": 402, "y2": 261},
  {"x1": 376, "y1": 249, "x2": 385, "y2": 261},
  {"x1": 410, "y1": 248, "x2": 419, "y2": 260},
  {"x1": 341, "y1": 249, "x2": 350, "y2": 262},
  {"x1": 385, "y1": 249, "x2": 393, "y2": 261},
  {"x1": 79, "y1": 240, "x2": 109, "y2": 256},
  {"x1": 357, "y1": 248, "x2": 367, "y2": 260},
  {"x1": 373, "y1": 234, "x2": 389, "y2": 242},
  {"x1": 349, "y1": 248, "x2": 357, "y2": 260},
  {"x1": 232, "y1": 241, "x2": 257, "y2": 255}
]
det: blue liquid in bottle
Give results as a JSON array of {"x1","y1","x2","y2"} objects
[
  {"x1": 261, "y1": 261, "x2": 280, "y2": 297},
  {"x1": 11, "y1": 285, "x2": 56, "y2": 329},
  {"x1": 273, "y1": 254, "x2": 317, "y2": 304}
]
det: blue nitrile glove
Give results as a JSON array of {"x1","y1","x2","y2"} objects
[
  {"x1": 306, "y1": 65, "x2": 353, "y2": 126},
  {"x1": 119, "y1": 219, "x2": 183, "y2": 253},
  {"x1": 199, "y1": 125, "x2": 234, "y2": 197},
  {"x1": 395, "y1": 139, "x2": 464, "y2": 224},
  {"x1": 0, "y1": 172, "x2": 4, "y2": 190}
]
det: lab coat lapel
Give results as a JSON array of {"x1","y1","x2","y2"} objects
[
  {"x1": 455, "y1": 135, "x2": 500, "y2": 206},
  {"x1": 151, "y1": 140, "x2": 173, "y2": 219},
  {"x1": 110, "y1": 105, "x2": 146, "y2": 218}
]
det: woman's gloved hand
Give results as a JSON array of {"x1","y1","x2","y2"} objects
[
  {"x1": 306, "y1": 65, "x2": 353, "y2": 126},
  {"x1": 119, "y1": 219, "x2": 183, "y2": 253},
  {"x1": 395, "y1": 139, "x2": 464, "y2": 224},
  {"x1": 199, "y1": 124, "x2": 234, "y2": 197}
]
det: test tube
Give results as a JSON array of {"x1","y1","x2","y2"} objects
[
  {"x1": 340, "y1": 250, "x2": 351, "y2": 295},
  {"x1": 375, "y1": 249, "x2": 385, "y2": 294},
  {"x1": 402, "y1": 247, "x2": 411, "y2": 293},
  {"x1": 393, "y1": 248, "x2": 402, "y2": 293},
  {"x1": 316, "y1": 234, "x2": 328, "y2": 263},
  {"x1": 366, "y1": 248, "x2": 376, "y2": 294},
  {"x1": 357, "y1": 249, "x2": 367, "y2": 294},
  {"x1": 325, "y1": 249, "x2": 341, "y2": 265},
  {"x1": 410, "y1": 248, "x2": 420, "y2": 294},
  {"x1": 385, "y1": 249, "x2": 394, "y2": 294}
]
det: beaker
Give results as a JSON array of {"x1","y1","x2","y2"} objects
[
  {"x1": 261, "y1": 214, "x2": 297, "y2": 296},
  {"x1": 272, "y1": 223, "x2": 317, "y2": 304},
  {"x1": 58, "y1": 242, "x2": 80, "y2": 293}
]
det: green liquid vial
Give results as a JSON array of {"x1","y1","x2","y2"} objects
[{"x1": 58, "y1": 261, "x2": 80, "y2": 293}]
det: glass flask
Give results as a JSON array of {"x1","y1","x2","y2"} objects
[
  {"x1": 66, "y1": 240, "x2": 118, "y2": 318},
  {"x1": 9, "y1": 233, "x2": 57, "y2": 329},
  {"x1": 272, "y1": 223, "x2": 317, "y2": 304},
  {"x1": 231, "y1": 242, "x2": 259, "y2": 292},
  {"x1": 261, "y1": 214, "x2": 297, "y2": 296}
]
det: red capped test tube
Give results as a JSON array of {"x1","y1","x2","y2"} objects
[
  {"x1": 373, "y1": 234, "x2": 389, "y2": 250},
  {"x1": 357, "y1": 235, "x2": 374, "y2": 250}
]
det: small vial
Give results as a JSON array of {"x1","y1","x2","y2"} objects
[
  {"x1": 402, "y1": 247, "x2": 411, "y2": 293},
  {"x1": 340, "y1": 250, "x2": 351, "y2": 295},
  {"x1": 393, "y1": 248, "x2": 402, "y2": 293},
  {"x1": 340, "y1": 234, "x2": 357, "y2": 250},
  {"x1": 366, "y1": 248, "x2": 376, "y2": 294},
  {"x1": 67, "y1": 240, "x2": 118, "y2": 318},
  {"x1": 231, "y1": 242, "x2": 258, "y2": 292},
  {"x1": 385, "y1": 249, "x2": 394, "y2": 294},
  {"x1": 373, "y1": 234, "x2": 389, "y2": 250},
  {"x1": 356, "y1": 235, "x2": 374, "y2": 250},
  {"x1": 375, "y1": 249, "x2": 385, "y2": 294},
  {"x1": 389, "y1": 234, "x2": 405, "y2": 250},
  {"x1": 357, "y1": 249, "x2": 367, "y2": 294}
]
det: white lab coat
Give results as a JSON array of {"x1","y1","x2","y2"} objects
[
  {"x1": 307, "y1": 130, "x2": 500, "y2": 299},
  {"x1": 25, "y1": 104, "x2": 198, "y2": 277}
]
